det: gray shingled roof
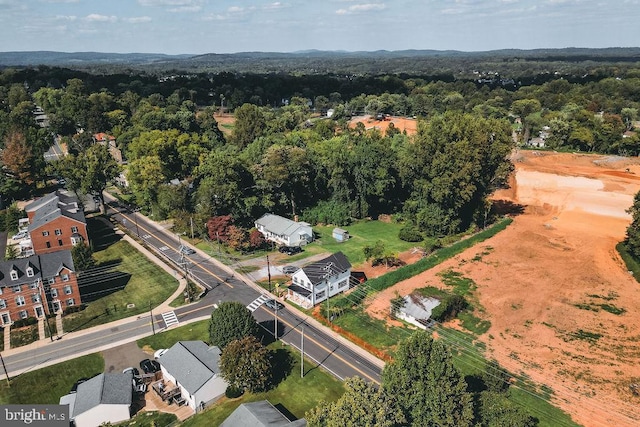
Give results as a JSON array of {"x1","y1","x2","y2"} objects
[
  {"x1": 0, "y1": 250, "x2": 74, "y2": 286},
  {"x1": 299, "y1": 252, "x2": 351, "y2": 286},
  {"x1": 71, "y1": 373, "x2": 132, "y2": 417},
  {"x1": 220, "y1": 400, "x2": 307, "y2": 427},
  {"x1": 158, "y1": 341, "x2": 222, "y2": 395},
  {"x1": 255, "y1": 214, "x2": 311, "y2": 238},
  {"x1": 26, "y1": 190, "x2": 86, "y2": 231}
]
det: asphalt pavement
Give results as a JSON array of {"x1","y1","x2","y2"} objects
[{"x1": 0, "y1": 193, "x2": 384, "y2": 385}]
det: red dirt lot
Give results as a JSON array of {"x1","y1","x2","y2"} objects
[
  {"x1": 348, "y1": 115, "x2": 417, "y2": 135},
  {"x1": 364, "y1": 151, "x2": 640, "y2": 427}
]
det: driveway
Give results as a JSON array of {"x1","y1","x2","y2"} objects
[
  {"x1": 240, "y1": 252, "x2": 332, "y2": 281},
  {"x1": 102, "y1": 341, "x2": 151, "y2": 374}
]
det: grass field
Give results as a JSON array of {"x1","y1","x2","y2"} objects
[
  {"x1": 0, "y1": 353, "x2": 104, "y2": 405},
  {"x1": 62, "y1": 217, "x2": 179, "y2": 333},
  {"x1": 299, "y1": 219, "x2": 416, "y2": 265}
]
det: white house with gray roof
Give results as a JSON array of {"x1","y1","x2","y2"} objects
[
  {"x1": 255, "y1": 214, "x2": 313, "y2": 247},
  {"x1": 59, "y1": 372, "x2": 133, "y2": 427},
  {"x1": 287, "y1": 252, "x2": 351, "y2": 308},
  {"x1": 157, "y1": 341, "x2": 228, "y2": 412},
  {"x1": 221, "y1": 400, "x2": 307, "y2": 426}
]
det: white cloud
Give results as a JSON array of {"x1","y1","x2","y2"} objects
[
  {"x1": 336, "y1": 3, "x2": 386, "y2": 14},
  {"x1": 55, "y1": 15, "x2": 77, "y2": 21},
  {"x1": 228, "y1": 6, "x2": 245, "y2": 13},
  {"x1": 124, "y1": 16, "x2": 153, "y2": 23},
  {"x1": 264, "y1": 2, "x2": 283, "y2": 9},
  {"x1": 168, "y1": 5, "x2": 201, "y2": 12},
  {"x1": 84, "y1": 14, "x2": 118, "y2": 23},
  {"x1": 40, "y1": 0, "x2": 80, "y2": 3}
]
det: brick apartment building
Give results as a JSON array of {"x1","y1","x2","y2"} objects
[
  {"x1": 24, "y1": 190, "x2": 89, "y2": 255},
  {"x1": 0, "y1": 250, "x2": 81, "y2": 326}
]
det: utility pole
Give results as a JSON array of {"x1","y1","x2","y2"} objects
[
  {"x1": 0, "y1": 352, "x2": 10, "y2": 386},
  {"x1": 149, "y1": 301, "x2": 156, "y2": 335},
  {"x1": 134, "y1": 210, "x2": 140, "y2": 238},
  {"x1": 190, "y1": 216, "x2": 194, "y2": 240},
  {"x1": 301, "y1": 325, "x2": 304, "y2": 378},
  {"x1": 274, "y1": 303, "x2": 278, "y2": 341},
  {"x1": 267, "y1": 255, "x2": 271, "y2": 293}
]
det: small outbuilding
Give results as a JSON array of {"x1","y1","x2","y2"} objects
[{"x1": 332, "y1": 227, "x2": 350, "y2": 243}]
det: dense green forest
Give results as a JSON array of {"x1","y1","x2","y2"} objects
[{"x1": 1, "y1": 56, "x2": 639, "y2": 243}]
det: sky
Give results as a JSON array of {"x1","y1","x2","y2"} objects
[{"x1": 0, "y1": 0, "x2": 638, "y2": 55}]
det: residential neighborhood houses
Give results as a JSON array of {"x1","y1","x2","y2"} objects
[
  {"x1": 156, "y1": 341, "x2": 228, "y2": 412},
  {"x1": 287, "y1": 252, "x2": 352, "y2": 309},
  {"x1": 24, "y1": 190, "x2": 89, "y2": 255},
  {"x1": 255, "y1": 213, "x2": 314, "y2": 247},
  {"x1": 0, "y1": 250, "x2": 80, "y2": 327},
  {"x1": 59, "y1": 372, "x2": 134, "y2": 427}
]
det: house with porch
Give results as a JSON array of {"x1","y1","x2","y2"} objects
[
  {"x1": 59, "y1": 372, "x2": 133, "y2": 427},
  {"x1": 255, "y1": 214, "x2": 313, "y2": 247},
  {"x1": 286, "y1": 252, "x2": 351, "y2": 309},
  {"x1": 0, "y1": 250, "x2": 81, "y2": 327},
  {"x1": 156, "y1": 341, "x2": 228, "y2": 413},
  {"x1": 24, "y1": 190, "x2": 89, "y2": 255}
]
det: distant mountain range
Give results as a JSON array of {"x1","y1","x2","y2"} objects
[{"x1": 1, "y1": 48, "x2": 639, "y2": 74}]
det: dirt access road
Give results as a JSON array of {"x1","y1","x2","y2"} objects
[{"x1": 365, "y1": 150, "x2": 640, "y2": 427}]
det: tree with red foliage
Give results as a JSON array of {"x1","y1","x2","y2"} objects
[
  {"x1": 206, "y1": 215, "x2": 233, "y2": 242},
  {"x1": 249, "y1": 229, "x2": 266, "y2": 250}
]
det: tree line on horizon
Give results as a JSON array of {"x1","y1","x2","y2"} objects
[{"x1": 0, "y1": 64, "x2": 639, "y2": 243}]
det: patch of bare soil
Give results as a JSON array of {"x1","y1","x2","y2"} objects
[
  {"x1": 348, "y1": 115, "x2": 417, "y2": 135},
  {"x1": 364, "y1": 151, "x2": 640, "y2": 427}
]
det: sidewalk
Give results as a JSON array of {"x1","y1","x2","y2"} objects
[
  {"x1": 2, "y1": 229, "x2": 187, "y2": 358},
  {"x1": 3, "y1": 207, "x2": 385, "y2": 375}
]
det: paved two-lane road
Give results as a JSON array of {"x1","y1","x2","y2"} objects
[{"x1": 1, "y1": 196, "x2": 383, "y2": 385}]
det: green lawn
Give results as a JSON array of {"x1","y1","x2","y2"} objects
[
  {"x1": 302, "y1": 219, "x2": 416, "y2": 265},
  {"x1": 137, "y1": 320, "x2": 210, "y2": 352},
  {"x1": 62, "y1": 218, "x2": 179, "y2": 333},
  {"x1": 0, "y1": 353, "x2": 104, "y2": 405}
]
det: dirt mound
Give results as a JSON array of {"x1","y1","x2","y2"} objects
[{"x1": 364, "y1": 150, "x2": 640, "y2": 427}]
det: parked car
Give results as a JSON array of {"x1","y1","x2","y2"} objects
[
  {"x1": 178, "y1": 245, "x2": 196, "y2": 255},
  {"x1": 140, "y1": 358, "x2": 161, "y2": 374},
  {"x1": 282, "y1": 265, "x2": 299, "y2": 275},
  {"x1": 122, "y1": 367, "x2": 140, "y2": 377},
  {"x1": 11, "y1": 231, "x2": 28, "y2": 240},
  {"x1": 278, "y1": 246, "x2": 302, "y2": 255},
  {"x1": 264, "y1": 299, "x2": 284, "y2": 310}
]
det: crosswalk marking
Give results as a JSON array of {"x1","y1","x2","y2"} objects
[
  {"x1": 247, "y1": 294, "x2": 270, "y2": 312},
  {"x1": 161, "y1": 311, "x2": 179, "y2": 328},
  {"x1": 142, "y1": 234, "x2": 151, "y2": 239},
  {"x1": 159, "y1": 246, "x2": 169, "y2": 251}
]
